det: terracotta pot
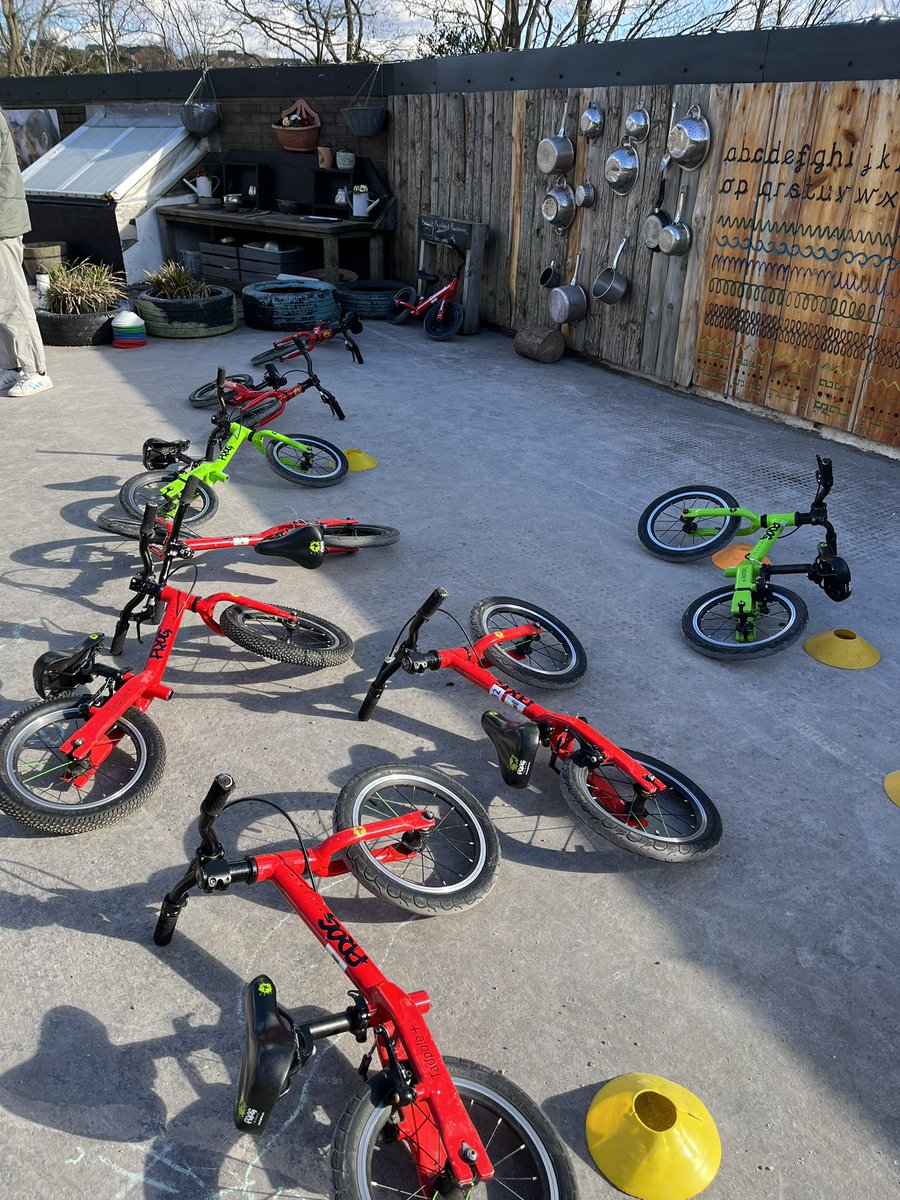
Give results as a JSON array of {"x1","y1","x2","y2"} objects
[{"x1": 317, "y1": 145, "x2": 335, "y2": 168}]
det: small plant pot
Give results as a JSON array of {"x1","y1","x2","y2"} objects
[
  {"x1": 317, "y1": 146, "x2": 335, "y2": 168},
  {"x1": 335, "y1": 151, "x2": 356, "y2": 170},
  {"x1": 36, "y1": 308, "x2": 113, "y2": 347},
  {"x1": 137, "y1": 286, "x2": 237, "y2": 338}
]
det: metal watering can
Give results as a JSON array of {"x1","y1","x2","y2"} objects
[
  {"x1": 352, "y1": 192, "x2": 380, "y2": 217},
  {"x1": 183, "y1": 173, "x2": 219, "y2": 199}
]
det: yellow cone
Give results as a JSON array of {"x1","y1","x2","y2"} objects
[
  {"x1": 803, "y1": 629, "x2": 880, "y2": 670},
  {"x1": 711, "y1": 543, "x2": 770, "y2": 568},
  {"x1": 883, "y1": 772, "x2": 900, "y2": 807},
  {"x1": 585, "y1": 1072, "x2": 721, "y2": 1200},
  {"x1": 345, "y1": 448, "x2": 377, "y2": 471}
]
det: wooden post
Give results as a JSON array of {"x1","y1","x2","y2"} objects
[{"x1": 416, "y1": 215, "x2": 489, "y2": 334}]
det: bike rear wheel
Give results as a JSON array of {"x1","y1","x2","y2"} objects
[
  {"x1": 333, "y1": 765, "x2": 499, "y2": 915},
  {"x1": 423, "y1": 299, "x2": 464, "y2": 340},
  {"x1": 0, "y1": 696, "x2": 165, "y2": 834},
  {"x1": 218, "y1": 603, "x2": 353, "y2": 668},
  {"x1": 682, "y1": 584, "x2": 809, "y2": 659},
  {"x1": 470, "y1": 597, "x2": 587, "y2": 689},
  {"x1": 321, "y1": 523, "x2": 400, "y2": 550},
  {"x1": 95, "y1": 512, "x2": 201, "y2": 541},
  {"x1": 188, "y1": 374, "x2": 254, "y2": 408},
  {"x1": 118, "y1": 470, "x2": 219, "y2": 524},
  {"x1": 637, "y1": 486, "x2": 740, "y2": 561},
  {"x1": 251, "y1": 342, "x2": 299, "y2": 367},
  {"x1": 385, "y1": 286, "x2": 416, "y2": 325},
  {"x1": 333, "y1": 1057, "x2": 578, "y2": 1200},
  {"x1": 560, "y1": 750, "x2": 721, "y2": 862},
  {"x1": 263, "y1": 434, "x2": 349, "y2": 488}
]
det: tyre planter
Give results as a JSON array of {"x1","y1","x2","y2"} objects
[
  {"x1": 335, "y1": 279, "x2": 409, "y2": 320},
  {"x1": 242, "y1": 279, "x2": 340, "y2": 331},
  {"x1": 137, "y1": 287, "x2": 237, "y2": 339},
  {"x1": 36, "y1": 308, "x2": 113, "y2": 347}
]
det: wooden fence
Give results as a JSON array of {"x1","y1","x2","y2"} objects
[{"x1": 387, "y1": 80, "x2": 900, "y2": 449}]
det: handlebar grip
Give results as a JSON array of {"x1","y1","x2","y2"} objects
[
  {"x1": 418, "y1": 587, "x2": 448, "y2": 621},
  {"x1": 140, "y1": 503, "x2": 159, "y2": 539},
  {"x1": 110, "y1": 622, "x2": 127, "y2": 657},
  {"x1": 200, "y1": 773, "x2": 235, "y2": 818},
  {"x1": 358, "y1": 685, "x2": 383, "y2": 722},
  {"x1": 180, "y1": 475, "x2": 200, "y2": 506},
  {"x1": 153, "y1": 897, "x2": 182, "y2": 946},
  {"x1": 216, "y1": 365, "x2": 227, "y2": 389},
  {"x1": 323, "y1": 391, "x2": 346, "y2": 421}
]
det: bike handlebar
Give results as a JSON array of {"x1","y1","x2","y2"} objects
[
  {"x1": 358, "y1": 588, "x2": 448, "y2": 722},
  {"x1": 814, "y1": 455, "x2": 833, "y2": 506}
]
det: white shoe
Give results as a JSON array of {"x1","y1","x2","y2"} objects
[
  {"x1": 0, "y1": 369, "x2": 21, "y2": 393},
  {"x1": 7, "y1": 372, "x2": 53, "y2": 397}
]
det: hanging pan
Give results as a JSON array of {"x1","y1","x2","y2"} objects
[
  {"x1": 539, "y1": 255, "x2": 563, "y2": 288},
  {"x1": 537, "y1": 104, "x2": 574, "y2": 175},
  {"x1": 623, "y1": 101, "x2": 650, "y2": 144},
  {"x1": 592, "y1": 236, "x2": 631, "y2": 305},
  {"x1": 541, "y1": 176, "x2": 576, "y2": 228},
  {"x1": 579, "y1": 104, "x2": 605, "y2": 140},
  {"x1": 668, "y1": 105, "x2": 711, "y2": 171},
  {"x1": 658, "y1": 186, "x2": 692, "y2": 256},
  {"x1": 642, "y1": 155, "x2": 672, "y2": 252},
  {"x1": 575, "y1": 182, "x2": 596, "y2": 208},
  {"x1": 604, "y1": 136, "x2": 640, "y2": 195},
  {"x1": 548, "y1": 250, "x2": 587, "y2": 324}
]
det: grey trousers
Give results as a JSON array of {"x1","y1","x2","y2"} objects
[{"x1": 0, "y1": 236, "x2": 46, "y2": 375}]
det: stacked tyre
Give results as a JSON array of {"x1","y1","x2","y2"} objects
[
  {"x1": 335, "y1": 279, "x2": 408, "y2": 320},
  {"x1": 242, "y1": 280, "x2": 340, "y2": 331},
  {"x1": 136, "y1": 288, "x2": 237, "y2": 339}
]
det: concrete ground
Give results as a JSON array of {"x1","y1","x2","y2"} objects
[{"x1": 0, "y1": 317, "x2": 898, "y2": 1200}]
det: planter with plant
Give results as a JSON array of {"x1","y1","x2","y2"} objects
[
  {"x1": 36, "y1": 259, "x2": 126, "y2": 347},
  {"x1": 137, "y1": 261, "x2": 237, "y2": 338}
]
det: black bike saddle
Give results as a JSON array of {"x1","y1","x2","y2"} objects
[
  {"x1": 33, "y1": 633, "x2": 104, "y2": 699},
  {"x1": 254, "y1": 525, "x2": 325, "y2": 569},
  {"x1": 481, "y1": 710, "x2": 540, "y2": 789},
  {"x1": 234, "y1": 975, "x2": 298, "y2": 1134}
]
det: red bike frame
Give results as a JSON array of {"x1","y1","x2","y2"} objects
[
  {"x1": 257, "y1": 320, "x2": 354, "y2": 361},
  {"x1": 395, "y1": 273, "x2": 460, "y2": 321},
  {"x1": 143, "y1": 517, "x2": 374, "y2": 562}
]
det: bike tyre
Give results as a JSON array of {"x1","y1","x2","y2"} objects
[
  {"x1": 250, "y1": 344, "x2": 295, "y2": 367},
  {"x1": 682, "y1": 584, "x2": 809, "y2": 659},
  {"x1": 332, "y1": 1056, "x2": 578, "y2": 1200},
  {"x1": 95, "y1": 512, "x2": 202, "y2": 541},
  {"x1": 218, "y1": 603, "x2": 353, "y2": 668},
  {"x1": 637, "y1": 485, "x2": 741, "y2": 561},
  {"x1": 333, "y1": 765, "x2": 499, "y2": 916},
  {"x1": 560, "y1": 750, "x2": 722, "y2": 862},
  {"x1": 423, "y1": 300, "x2": 464, "y2": 340},
  {"x1": 470, "y1": 597, "x2": 587, "y2": 690},
  {"x1": 385, "y1": 286, "x2": 416, "y2": 326},
  {"x1": 118, "y1": 471, "x2": 219, "y2": 524},
  {"x1": 188, "y1": 374, "x2": 254, "y2": 408},
  {"x1": 0, "y1": 696, "x2": 165, "y2": 834},
  {"x1": 263, "y1": 435, "x2": 349, "y2": 488},
  {"x1": 322, "y1": 524, "x2": 400, "y2": 550}
]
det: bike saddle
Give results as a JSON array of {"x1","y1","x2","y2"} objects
[
  {"x1": 481, "y1": 710, "x2": 540, "y2": 789},
  {"x1": 234, "y1": 976, "x2": 298, "y2": 1134},
  {"x1": 254, "y1": 524, "x2": 325, "y2": 569},
  {"x1": 33, "y1": 633, "x2": 104, "y2": 699},
  {"x1": 417, "y1": 271, "x2": 439, "y2": 285},
  {"x1": 142, "y1": 438, "x2": 189, "y2": 471}
]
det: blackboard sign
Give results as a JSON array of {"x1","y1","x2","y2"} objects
[{"x1": 418, "y1": 214, "x2": 472, "y2": 250}]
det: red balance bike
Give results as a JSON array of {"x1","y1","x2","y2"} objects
[
  {"x1": 248, "y1": 309, "x2": 365, "y2": 370},
  {"x1": 359, "y1": 590, "x2": 723, "y2": 862},
  {"x1": 386, "y1": 250, "x2": 465, "y2": 341},
  {"x1": 0, "y1": 484, "x2": 354, "y2": 835},
  {"x1": 154, "y1": 773, "x2": 576, "y2": 1200}
]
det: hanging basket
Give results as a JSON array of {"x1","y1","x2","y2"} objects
[
  {"x1": 340, "y1": 106, "x2": 388, "y2": 137},
  {"x1": 179, "y1": 67, "x2": 220, "y2": 137},
  {"x1": 273, "y1": 99, "x2": 320, "y2": 152}
]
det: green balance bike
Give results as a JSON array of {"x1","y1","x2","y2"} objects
[
  {"x1": 118, "y1": 364, "x2": 349, "y2": 524},
  {"x1": 638, "y1": 456, "x2": 852, "y2": 659}
]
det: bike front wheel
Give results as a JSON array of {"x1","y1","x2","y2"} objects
[
  {"x1": 637, "y1": 485, "x2": 741, "y2": 561},
  {"x1": 385, "y1": 286, "x2": 416, "y2": 325},
  {"x1": 219, "y1": 603, "x2": 353, "y2": 668},
  {"x1": 95, "y1": 512, "x2": 201, "y2": 541},
  {"x1": 332, "y1": 1056, "x2": 578, "y2": 1200},
  {"x1": 188, "y1": 374, "x2": 254, "y2": 408},
  {"x1": 560, "y1": 750, "x2": 722, "y2": 862},
  {"x1": 321, "y1": 523, "x2": 400, "y2": 550},
  {"x1": 423, "y1": 300, "x2": 464, "y2": 340},
  {"x1": 333, "y1": 765, "x2": 499, "y2": 915},
  {"x1": 263, "y1": 434, "x2": 349, "y2": 488},
  {"x1": 0, "y1": 696, "x2": 165, "y2": 834},
  {"x1": 251, "y1": 342, "x2": 299, "y2": 367},
  {"x1": 682, "y1": 584, "x2": 809, "y2": 659},
  {"x1": 470, "y1": 597, "x2": 587, "y2": 689},
  {"x1": 118, "y1": 470, "x2": 219, "y2": 524}
]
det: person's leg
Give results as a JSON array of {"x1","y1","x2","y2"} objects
[{"x1": 0, "y1": 236, "x2": 51, "y2": 395}]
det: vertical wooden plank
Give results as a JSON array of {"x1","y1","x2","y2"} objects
[{"x1": 507, "y1": 89, "x2": 526, "y2": 330}]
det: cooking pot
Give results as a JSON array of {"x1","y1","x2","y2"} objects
[
  {"x1": 223, "y1": 193, "x2": 243, "y2": 211},
  {"x1": 539, "y1": 255, "x2": 563, "y2": 288},
  {"x1": 641, "y1": 155, "x2": 672, "y2": 252},
  {"x1": 658, "y1": 186, "x2": 692, "y2": 256},
  {"x1": 592, "y1": 236, "x2": 631, "y2": 304},
  {"x1": 537, "y1": 105, "x2": 574, "y2": 175},
  {"x1": 624, "y1": 104, "x2": 650, "y2": 143},
  {"x1": 667, "y1": 104, "x2": 711, "y2": 171},
  {"x1": 579, "y1": 104, "x2": 605, "y2": 140},
  {"x1": 541, "y1": 176, "x2": 576, "y2": 228},
  {"x1": 604, "y1": 136, "x2": 640, "y2": 195},
  {"x1": 575, "y1": 182, "x2": 596, "y2": 208},
  {"x1": 548, "y1": 250, "x2": 587, "y2": 325}
]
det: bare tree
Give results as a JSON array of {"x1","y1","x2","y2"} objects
[
  {"x1": 219, "y1": 0, "x2": 389, "y2": 63},
  {"x1": 1, "y1": 0, "x2": 81, "y2": 75}
]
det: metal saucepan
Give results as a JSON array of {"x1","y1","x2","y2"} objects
[
  {"x1": 537, "y1": 104, "x2": 574, "y2": 175},
  {"x1": 667, "y1": 104, "x2": 711, "y2": 171},
  {"x1": 579, "y1": 104, "x2": 605, "y2": 140},
  {"x1": 575, "y1": 182, "x2": 596, "y2": 208},
  {"x1": 539, "y1": 255, "x2": 563, "y2": 288},
  {"x1": 642, "y1": 155, "x2": 672, "y2": 252},
  {"x1": 592, "y1": 236, "x2": 631, "y2": 304},
  {"x1": 223, "y1": 193, "x2": 243, "y2": 210},
  {"x1": 604, "y1": 136, "x2": 640, "y2": 195},
  {"x1": 548, "y1": 249, "x2": 587, "y2": 324},
  {"x1": 658, "y1": 186, "x2": 692, "y2": 256},
  {"x1": 541, "y1": 176, "x2": 576, "y2": 228},
  {"x1": 624, "y1": 103, "x2": 650, "y2": 143}
]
